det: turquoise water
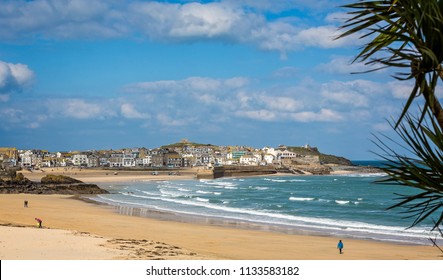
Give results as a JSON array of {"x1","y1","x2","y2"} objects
[{"x1": 93, "y1": 174, "x2": 442, "y2": 245}]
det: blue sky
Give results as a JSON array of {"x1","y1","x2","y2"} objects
[{"x1": 0, "y1": 0, "x2": 419, "y2": 159}]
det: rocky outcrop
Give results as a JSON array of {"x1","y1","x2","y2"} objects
[
  {"x1": 40, "y1": 174, "x2": 83, "y2": 184},
  {"x1": 0, "y1": 174, "x2": 109, "y2": 194},
  {"x1": 0, "y1": 183, "x2": 108, "y2": 194},
  {"x1": 285, "y1": 165, "x2": 331, "y2": 175}
]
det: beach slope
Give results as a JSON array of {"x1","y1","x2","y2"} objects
[{"x1": 0, "y1": 194, "x2": 441, "y2": 260}]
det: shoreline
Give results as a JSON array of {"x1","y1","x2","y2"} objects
[
  {"x1": 88, "y1": 190, "x2": 434, "y2": 247},
  {"x1": 3, "y1": 167, "x2": 439, "y2": 260},
  {"x1": 0, "y1": 193, "x2": 442, "y2": 260}
]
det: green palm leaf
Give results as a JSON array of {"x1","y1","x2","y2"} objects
[
  {"x1": 374, "y1": 111, "x2": 443, "y2": 229},
  {"x1": 338, "y1": 0, "x2": 443, "y2": 129}
]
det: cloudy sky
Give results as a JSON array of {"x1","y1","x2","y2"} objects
[{"x1": 0, "y1": 0, "x2": 419, "y2": 159}]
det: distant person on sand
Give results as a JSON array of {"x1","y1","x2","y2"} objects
[
  {"x1": 24, "y1": 200, "x2": 28, "y2": 208},
  {"x1": 35, "y1": 218, "x2": 42, "y2": 228},
  {"x1": 337, "y1": 240, "x2": 344, "y2": 254}
]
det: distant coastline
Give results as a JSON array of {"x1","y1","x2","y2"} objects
[{"x1": 8, "y1": 163, "x2": 384, "y2": 185}]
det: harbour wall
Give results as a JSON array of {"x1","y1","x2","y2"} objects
[{"x1": 196, "y1": 166, "x2": 277, "y2": 179}]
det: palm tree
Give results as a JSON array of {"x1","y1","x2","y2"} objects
[
  {"x1": 374, "y1": 111, "x2": 443, "y2": 230},
  {"x1": 338, "y1": 0, "x2": 443, "y2": 230},
  {"x1": 338, "y1": 0, "x2": 443, "y2": 129}
]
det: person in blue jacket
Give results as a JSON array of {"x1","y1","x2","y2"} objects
[{"x1": 337, "y1": 240, "x2": 344, "y2": 254}]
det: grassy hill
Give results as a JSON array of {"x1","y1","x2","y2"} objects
[
  {"x1": 161, "y1": 141, "x2": 216, "y2": 149},
  {"x1": 287, "y1": 146, "x2": 353, "y2": 166}
]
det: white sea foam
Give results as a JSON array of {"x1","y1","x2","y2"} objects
[
  {"x1": 159, "y1": 189, "x2": 185, "y2": 197},
  {"x1": 196, "y1": 190, "x2": 211, "y2": 194},
  {"x1": 95, "y1": 176, "x2": 437, "y2": 245},
  {"x1": 339, "y1": 173, "x2": 385, "y2": 178},
  {"x1": 254, "y1": 186, "x2": 269, "y2": 190},
  {"x1": 263, "y1": 178, "x2": 290, "y2": 182},
  {"x1": 289, "y1": 197, "x2": 315, "y2": 201},
  {"x1": 335, "y1": 200, "x2": 350, "y2": 205},
  {"x1": 95, "y1": 193, "x2": 434, "y2": 245}
]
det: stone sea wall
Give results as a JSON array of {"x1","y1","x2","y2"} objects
[{"x1": 197, "y1": 166, "x2": 277, "y2": 179}]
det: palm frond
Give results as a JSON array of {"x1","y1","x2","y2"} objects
[
  {"x1": 374, "y1": 110, "x2": 443, "y2": 229},
  {"x1": 338, "y1": 0, "x2": 443, "y2": 127}
]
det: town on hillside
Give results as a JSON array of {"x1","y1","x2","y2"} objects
[{"x1": 0, "y1": 139, "x2": 351, "y2": 175}]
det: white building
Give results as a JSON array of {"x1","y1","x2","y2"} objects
[
  {"x1": 72, "y1": 154, "x2": 88, "y2": 166},
  {"x1": 20, "y1": 150, "x2": 33, "y2": 167},
  {"x1": 278, "y1": 150, "x2": 298, "y2": 160},
  {"x1": 239, "y1": 154, "x2": 259, "y2": 166},
  {"x1": 263, "y1": 154, "x2": 275, "y2": 165},
  {"x1": 142, "y1": 156, "x2": 152, "y2": 166},
  {"x1": 122, "y1": 154, "x2": 136, "y2": 167}
]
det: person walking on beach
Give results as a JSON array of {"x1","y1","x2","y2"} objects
[
  {"x1": 24, "y1": 200, "x2": 28, "y2": 208},
  {"x1": 35, "y1": 218, "x2": 42, "y2": 228},
  {"x1": 337, "y1": 240, "x2": 344, "y2": 254}
]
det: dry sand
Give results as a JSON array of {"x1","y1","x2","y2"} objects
[
  {"x1": 19, "y1": 167, "x2": 198, "y2": 183},
  {"x1": 0, "y1": 193, "x2": 442, "y2": 260},
  {"x1": 3, "y1": 168, "x2": 442, "y2": 260}
]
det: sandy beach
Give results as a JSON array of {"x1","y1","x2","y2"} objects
[
  {"x1": 1, "y1": 189, "x2": 442, "y2": 260},
  {"x1": 0, "y1": 168, "x2": 440, "y2": 260},
  {"x1": 18, "y1": 167, "x2": 198, "y2": 183}
]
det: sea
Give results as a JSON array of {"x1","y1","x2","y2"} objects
[{"x1": 91, "y1": 162, "x2": 442, "y2": 246}]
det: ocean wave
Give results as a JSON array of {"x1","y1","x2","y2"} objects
[
  {"x1": 249, "y1": 186, "x2": 269, "y2": 190},
  {"x1": 196, "y1": 190, "x2": 222, "y2": 195},
  {"x1": 196, "y1": 190, "x2": 211, "y2": 194},
  {"x1": 338, "y1": 173, "x2": 385, "y2": 178},
  {"x1": 335, "y1": 200, "x2": 350, "y2": 205},
  {"x1": 265, "y1": 179, "x2": 288, "y2": 183},
  {"x1": 201, "y1": 180, "x2": 238, "y2": 188},
  {"x1": 289, "y1": 197, "x2": 315, "y2": 201},
  {"x1": 94, "y1": 194, "x2": 434, "y2": 244},
  {"x1": 159, "y1": 189, "x2": 188, "y2": 198}
]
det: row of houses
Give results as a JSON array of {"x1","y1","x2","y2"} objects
[{"x1": 0, "y1": 144, "x2": 320, "y2": 169}]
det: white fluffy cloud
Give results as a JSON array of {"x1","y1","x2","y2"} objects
[
  {"x1": 388, "y1": 80, "x2": 414, "y2": 99},
  {"x1": 47, "y1": 99, "x2": 116, "y2": 119},
  {"x1": 121, "y1": 75, "x2": 402, "y2": 125},
  {"x1": 0, "y1": 0, "x2": 356, "y2": 56},
  {"x1": 321, "y1": 80, "x2": 375, "y2": 108},
  {"x1": 0, "y1": 61, "x2": 35, "y2": 96},
  {"x1": 124, "y1": 76, "x2": 248, "y2": 94},
  {"x1": 120, "y1": 103, "x2": 149, "y2": 119},
  {"x1": 0, "y1": 73, "x2": 407, "y2": 133},
  {"x1": 289, "y1": 108, "x2": 344, "y2": 122},
  {"x1": 318, "y1": 56, "x2": 375, "y2": 74}
]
